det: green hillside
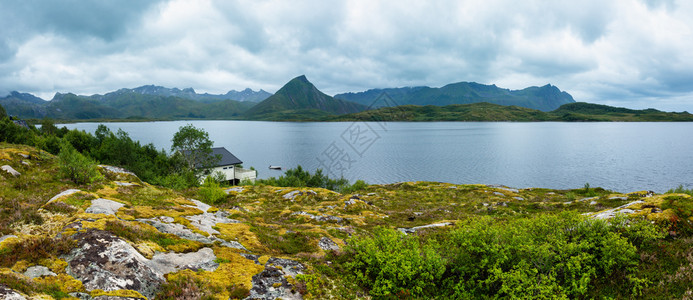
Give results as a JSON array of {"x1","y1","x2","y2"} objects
[
  {"x1": 245, "y1": 75, "x2": 366, "y2": 120},
  {"x1": 334, "y1": 102, "x2": 693, "y2": 122}
]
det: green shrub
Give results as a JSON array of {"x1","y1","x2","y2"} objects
[
  {"x1": 58, "y1": 142, "x2": 103, "y2": 184},
  {"x1": 198, "y1": 177, "x2": 226, "y2": 204},
  {"x1": 345, "y1": 227, "x2": 446, "y2": 298},
  {"x1": 444, "y1": 212, "x2": 651, "y2": 298},
  {"x1": 666, "y1": 184, "x2": 693, "y2": 197}
]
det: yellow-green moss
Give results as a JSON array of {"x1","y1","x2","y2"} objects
[
  {"x1": 90, "y1": 288, "x2": 146, "y2": 299},
  {"x1": 217, "y1": 223, "x2": 266, "y2": 253},
  {"x1": 33, "y1": 274, "x2": 84, "y2": 294},
  {"x1": 166, "y1": 247, "x2": 266, "y2": 300},
  {"x1": 116, "y1": 205, "x2": 203, "y2": 219}
]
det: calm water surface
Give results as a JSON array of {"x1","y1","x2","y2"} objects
[{"x1": 59, "y1": 121, "x2": 693, "y2": 193}]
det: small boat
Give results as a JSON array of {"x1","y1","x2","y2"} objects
[{"x1": 269, "y1": 165, "x2": 282, "y2": 170}]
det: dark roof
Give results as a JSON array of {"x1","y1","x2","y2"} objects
[
  {"x1": 212, "y1": 147, "x2": 243, "y2": 166},
  {"x1": 180, "y1": 147, "x2": 242, "y2": 168}
]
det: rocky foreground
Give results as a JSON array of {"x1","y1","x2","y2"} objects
[{"x1": 0, "y1": 144, "x2": 691, "y2": 299}]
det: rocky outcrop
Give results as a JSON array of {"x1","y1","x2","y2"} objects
[
  {"x1": 147, "y1": 248, "x2": 218, "y2": 275},
  {"x1": 85, "y1": 199, "x2": 125, "y2": 215},
  {"x1": 591, "y1": 200, "x2": 645, "y2": 219},
  {"x1": 64, "y1": 230, "x2": 164, "y2": 299},
  {"x1": 0, "y1": 285, "x2": 27, "y2": 300},
  {"x1": 23, "y1": 265, "x2": 56, "y2": 279},
  {"x1": 398, "y1": 222, "x2": 455, "y2": 234},
  {"x1": 1, "y1": 165, "x2": 20, "y2": 177},
  {"x1": 247, "y1": 258, "x2": 305, "y2": 300}
]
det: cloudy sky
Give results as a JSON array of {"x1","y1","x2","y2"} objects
[{"x1": 1, "y1": 0, "x2": 692, "y2": 111}]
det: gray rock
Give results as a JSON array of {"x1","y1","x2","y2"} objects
[
  {"x1": 114, "y1": 181, "x2": 137, "y2": 186},
  {"x1": 85, "y1": 198, "x2": 125, "y2": 215},
  {"x1": 493, "y1": 192, "x2": 505, "y2": 197},
  {"x1": 21, "y1": 161, "x2": 30, "y2": 166},
  {"x1": 64, "y1": 230, "x2": 164, "y2": 299},
  {"x1": 247, "y1": 258, "x2": 305, "y2": 300},
  {"x1": 18, "y1": 153, "x2": 29, "y2": 159},
  {"x1": 1, "y1": 165, "x2": 20, "y2": 177},
  {"x1": 608, "y1": 196, "x2": 628, "y2": 200},
  {"x1": 513, "y1": 197, "x2": 524, "y2": 201},
  {"x1": 589, "y1": 201, "x2": 598, "y2": 205},
  {"x1": 591, "y1": 200, "x2": 645, "y2": 220},
  {"x1": 367, "y1": 192, "x2": 377, "y2": 196},
  {"x1": 0, "y1": 285, "x2": 26, "y2": 300},
  {"x1": 138, "y1": 218, "x2": 246, "y2": 250},
  {"x1": 398, "y1": 222, "x2": 454, "y2": 235},
  {"x1": 318, "y1": 237, "x2": 340, "y2": 251},
  {"x1": 48, "y1": 189, "x2": 81, "y2": 203},
  {"x1": 283, "y1": 190, "x2": 317, "y2": 201},
  {"x1": 185, "y1": 209, "x2": 239, "y2": 235},
  {"x1": 98, "y1": 165, "x2": 138, "y2": 178},
  {"x1": 283, "y1": 190, "x2": 302, "y2": 201},
  {"x1": 23, "y1": 265, "x2": 56, "y2": 279},
  {"x1": 69, "y1": 292, "x2": 92, "y2": 300},
  {"x1": 93, "y1": 297, "x2": 144, "y2": 300},
  {"x1": 224, "y1": 186, "x2": 245, "y2": 194},
  {"x1": 291, "y1": 211, "x2": 343, "y2": 223},
  {"x1": 578, "y1": 196, "x2": 598, "y2": 202},
  {"x1": 0, "y1": 235, "x2": 17, "y2": 244},
  {"x1": 491, "y1": 185, "x2": 519, "y2": 193},
  {"x1": 146, "y1": 247, "x2": 219, "y2": 275}
]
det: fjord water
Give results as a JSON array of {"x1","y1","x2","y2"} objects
[{"x1": 60, "y1": 121, "x2": 693, "y2": 193}]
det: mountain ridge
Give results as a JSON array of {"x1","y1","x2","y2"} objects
[{"x1": 335, "y1": 81, "x2": 574, "y2": 111}]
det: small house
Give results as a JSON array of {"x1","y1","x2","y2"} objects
[{"x1": 182, "y1": 147, "x2": 257, "y2": 185}]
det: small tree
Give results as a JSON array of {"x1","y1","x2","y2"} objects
[{"x1": 171, "y1": 124, "x2": 219, "y2": 181}]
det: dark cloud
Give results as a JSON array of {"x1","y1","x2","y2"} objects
[{"x1": 0, "y1": 0, "x2": 692, "y2": 111}]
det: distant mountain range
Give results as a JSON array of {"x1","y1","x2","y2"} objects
[
  {"x1": 3, "y1": 76, "x2": 686, "y2": 122},
  {"x1": 103, "y1": 85, "x2": 272, "y2": 103},
  {"x1": 335, "y1": 82, "x2": 575, "y2": 112}
]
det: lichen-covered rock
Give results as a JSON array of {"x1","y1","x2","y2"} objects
[
  {"x1": 318, "y1": 237, "x2": 340, "y2": 251},
  {"x1": 247, "y1": 258, "x2": 305, "y2": 300},
  {"x1": 98, "y1": 165, "x2": 140, "y2": 182},
  {"x1": 1, "y1": 165, "x2": 20, "y2": 177},
  {"x1": 85, "y1": 199, "x2": 125, "y2": 215},
  {"x1": 48, "y1": 189, "x2": 82, "y2": 203},
  {"x1": 146, "y1": 247, "x2": 219, "y2": 275},
  {"x1": 23, "y1": 265, "x2": 56, "y2": 279},
  {"x1": 64, "y1": 230, "x2": 164, "y2": 299},
  {"x1": 591, "y1": 200, "x2": 645, "y2": 219},
  {"x1": 0, "y1": 285, "x2": 27, "y2": 300}
]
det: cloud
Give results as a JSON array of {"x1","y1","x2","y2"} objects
[{"x1": 0, "y1": 0, "x2": 692, "y2": 111}]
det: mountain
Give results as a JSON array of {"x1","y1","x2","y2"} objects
[
  {"x1": 245, "y1": 75, "x2": 366, "y2": 120},
  {"x1": 0, "y1": 90, "x2": 255, "y2": 120},
  {"x1": 99, "y1": 85, "x2": 272, "y2": 103},
  {"x1": 334, "y1": 82, "x2": 575, "y2": 111},
  {"x1": 333, "y1": 102, "x2": 693, "y2": 122}
]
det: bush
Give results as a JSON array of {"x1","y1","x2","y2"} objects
[
  {"x1": 58, "y1": 142, "x2": 103, "y2": 184},
  {"x1": 258, "y1": 165, "x2": 367, "y2": 193},
  {"x1": 345, "y1": 227, "x2": 446, "y2": 298},
  {"x1": 198, "y1": 177, "x2": 226, "y2": 204}
]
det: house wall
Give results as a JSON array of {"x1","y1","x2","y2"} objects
[{"x1": 211, "y1": 165, "x2": 236, "y2": 181}]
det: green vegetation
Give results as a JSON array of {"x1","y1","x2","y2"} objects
[
  {"x1": 3, "y1": 110, "x2": 693, "y2": 298},
  {"x1": 343, "y1": 213, "x2": 665, "y2": 299},
  {"x1": 58, "y1": 142, "x2": 103, "y2": 185},
  {"x1": 253, "y1": 165, "x2": 366, "y2": 193},
  {"x1": 334, "y1": 102, "x2": 693, "y2": 122},
  {"x1": 170, "y1": 124, "x2": 218, "y2": 178},
  {"x1": 666, "y1": 184, "x2": 693, "y2": 196}
]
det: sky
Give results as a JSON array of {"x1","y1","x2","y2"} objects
[{"x1": 1, "y1": 0, "x2": 692, "y2": 111}]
